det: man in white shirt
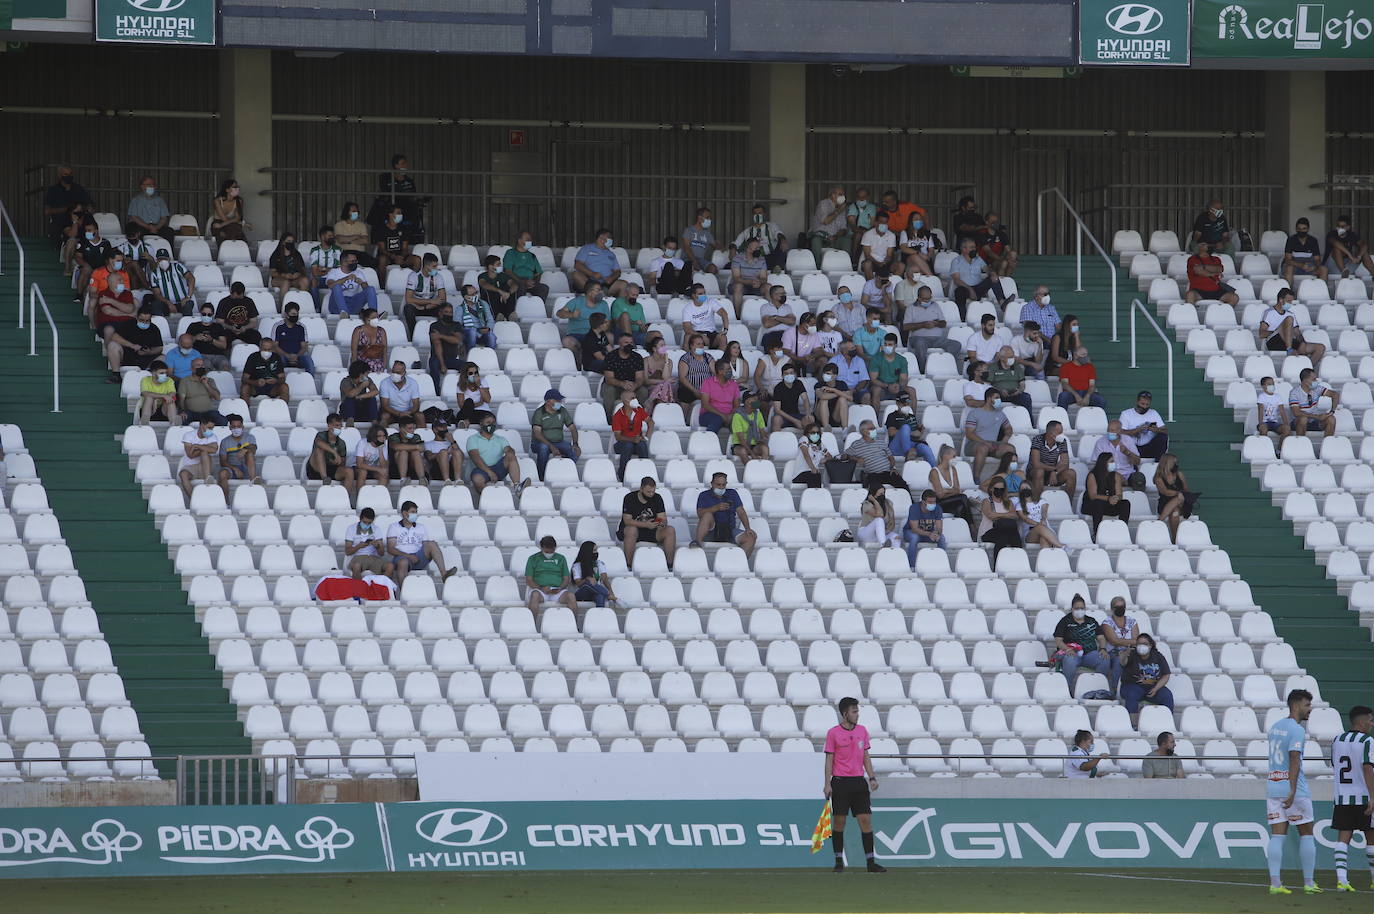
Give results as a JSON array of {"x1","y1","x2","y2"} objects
[
  {"x1": 1254, "y1": 375, "x2": 1291, "y2": 446},
  {"x1": 1119, "y1": 391, "x2": 1169, "y2": 459},
  {"x1": 177, "y1": 417, "x2": 220, "y2": 497},
  {"x1": 1012, "y1": 321, "x2": 1047, "y2": 378},
  {"x1": 732, "y1": 203, "x2": 789, "y2": 271},
  {"x1": 386, "y1": 500, "x2": 456, "y2": 580},
  {"x1": 1258, "y1": 288, "x2": 1325, "y2": 370},
  {"x1": 1289, "y1": 367, "x2": 1338, "y2": 437},
  {"x1": 647, "y1": 236, "x2": 692, "y2": 295},
  {"x1": 758, "y1": 284, "x2": 796, "y2": 350},
  {"x1": 326, "y1": 252, "x2": 380, "y2": 316},
  {"x1": 860, "y1": 212, "x2": 898, "y2": 279},
  {"x1": 1064, "y1": 730, "x2": 1107, "y2": 779},
  {"x1": 679, "y1": 283, "x2": 730, "y2": 350},
  {"x1": 965, "y1": 313, "x2": 1004, "y2": 364},
  {"x1": 377, "y1": 360, "x2": 422, "y2": 429},
  {"x1": 1091, "y1": 419, "x2": 1142, "y2": 482},
  {"x1": 344, "y1": 507, "x2": 394, "y2": 578}
]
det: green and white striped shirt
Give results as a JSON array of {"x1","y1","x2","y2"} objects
[
  {"x1": 309, "y1": 245, "x2": 342, "y2": 272},
  {"x1": 1331, "y1": 730, "x2": 1373, "y2": 805},
  {"x1": 148, "y1": 261, "x2": 193, "y2": 303}
]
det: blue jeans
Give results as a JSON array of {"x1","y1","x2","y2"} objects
[
  {"x1": 429, "y1": 353, "x2": 464, "y2": 390},
  {"x1": 888, "y1": 424, "x2": 936, "y2": 463},
  {"x1": 613, "y1": 439, "x2": 648, "y2": 480},
  {"x1": 1120, "y1": 682, "x2": 1174, "y2": 714},
  {"x1": 329, "y1": 285, "x2": 378, "y2": 316},
  {"x1": 531, "y1": 440, "x2": 576, "y2": 478},
  {"x1": 280, "y1": 351, "x2": 315, "y2": 374},
  {"x1": 463, "y1": 328, "x2": 496, "y2": 350},
  {"x1": 1056, "y1": 390, "x2": 1107, "y2": 409},
  {"x1": 903, "y1": 528, "x2": 946, "y2": 567},
  {"x1": 1061, "y1": 649, "x2": 1112, "y2": 693},
  {"x1": 576, "y1": 582, "x2": 611, "y2": 607},
  {"x1": 699, "y1": 412, "x2": 727, "y2": 433}
]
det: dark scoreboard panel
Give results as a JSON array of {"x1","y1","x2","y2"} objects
[{"x1": 220, "y1": 0, "x2": 1074, "y2": 65}]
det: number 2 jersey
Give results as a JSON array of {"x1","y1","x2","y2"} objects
[{"x1": 1331, "y1": 730, "x2": 1374, "y2": 805}]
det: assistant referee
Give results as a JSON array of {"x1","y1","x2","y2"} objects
[{"x1": 823, "y1": 696, "x2": 886, "y2": 873}]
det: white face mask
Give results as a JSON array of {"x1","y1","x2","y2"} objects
[
  {"x1": 1039, "y1": 294, "x2": 1050, "y2": 306},
  {"x1": 1136, "y1": 644, "x2": 1150, "y2": 656},
  {"x1": 628, "y1": 398, "x2": 640, "y2": 409},
  {"x1": 701, "y1": 218, "x2": 712, "y2": 229},
  {"x1": 834, "y1": 195, "x2": 846, "y2": 205},
  {"x1": 157, "y1": 259, "x2": 170, "y2": 270},
  {"x1": 782, "y1": 374, "x2": 795, "y2": 385},
  {"x1": 822, "y1": 373, "x2": 835, "y2": 382},
  {"x1": 404, "y1": 512, "x2": 417, "y2": 523},
  {"x1": 1008, "y1": 461, "x2": 1019, "y2": 471},
  {"x1": 1072, "y1": 610, "x2": 1084, "y2": 620},
  {"x1": 1263, "y1": 384, "x2": 1275, "y2": 395},
  {"x1": 230, "y1": 428, "x2": 244, "y2": 438},
  {"x1": 368, "y1": 318, "x2": 380, "y2": 327},
  {"x1": 390, "y1": 372, "x2": 404, "y2": 383}
]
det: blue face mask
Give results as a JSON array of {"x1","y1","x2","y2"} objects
[
  {"x1": 912, "y1": 220, "x2": 924, "y2": 230},
  {"x1": 136, "y1": 321, "x2": 151, "y2": 330},
  {"x1": 1107, "y1": 432, "x2": 1119, "y2": 442},
  {"x1": 695, "y1": 294, "x2": 708, "y2": 304},
  {"x1": 839, "y1": 292, "x2": 853, "y2": 304}
]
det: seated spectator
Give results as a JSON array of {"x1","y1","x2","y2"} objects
[
  {"x1": 770, "y1": 362, "x2": 810, "y2": 432},
  {"x1": 1056, "y1": 346, "x2": 1106, "y2": 409},
  {"x1": 307, "y1": 412, "x2": 357, "y2": 496},
  {"x1": 126, "y1": 175, "x2": 173, "y2": 244},
  {"x1": 845, "y1": 186, "x2": 877, "y2": 257},
  {"x1": 530, "y1": 389, "x2": 580, "y2": 479},
  {"x1": 753, "y1": 336, "x2": 789, "y2": 410},
  {"x1": 377, "y1": 361, "x2": 421, "y2": 429},
  {"x1": 845, "y1": 420, "x2": 907, "y2": 490},
  {"x1": 558, "y1": 280, "x2": 611, "y2": 367},
  {"x1": 602, "y1": 332, "x2": 648, "y2": 417},
  {"x1": 139, "y1": 360, "x2": 179, "y2": 426},
  {"x1": 118, "y1": 223, "x2": 154, "y2": 285},
  {"x1": 502, "y1": 230, "x2": 550, "y2": 301},
  {"x1": 693, "y1": 471, "x2": 758, "y2": 554},
  {"x1": 59, "y1": 203, "x2": 94, "y2": 276},
  {"x1": 611, "y1": 284, "x2": 650, "y2": 346},
  {"x1": 1259, "y1": 287, "x2": 1324, "y2": 370},
  {"x1": 1184, "y1": 242, "x2": 1238, "y2": 306},
  {"x1": 402, "y1": 253, "x2": 448, "y2": 334},
  {"x1": 353, "y1": 425, "x2": 390, "y2": 487},
  {"x1": 106, "y1": 305, "x2": 163, "y2": 385},
  {"x1": 863, "y1": 263, "x2": 899, "y2": 324},
  {"x1": 949, "y1": 238, "x2": 1007, "y2": 320},
  {"x1": 962, "y1": 360, "x2": 991, "y2": 409},
  {"x1": 424, "y1": 419, "x2": 465, "y2": 484},
  {"x1": 525, "y1": 536, "x2": 578, "y2": 618},
  {"x1": 267, "y1": 229, "x2": 311, "y2": 294},
  {"x1": 884, "y1": 392, "x2": 934, "y2": 464},
  {"x1": 388, "y1": 501, "x2": 455, "y2": 580},
  {"x1": 965, "y1": 313, "x2": 1003, "y2": 364},
  {"x1": 454, "y1": 363, "x2": 492, "y2": 427},
  {"x1": 334, "y1": 202, "x2": 373, "y2": 268},
  {"x1": 977, "y1": 211, "x2": 1017, "y2": 276},
  {"x1": 176, "y1": 416, "x2": 218, "y2": 495},
  {"x1": 209, "y1": 179, "x2": 248, "y2": 243},
  {"x1": 812, "y1": 363, "x2": 852, "y2": 430},
  {"x1": 698, "y1": 359, "x2": 741, "y2": 434},
  {"x1": 904, "y1": 488, "x2": 947, "y2": 564},
  {"x1": 681, "y1": 283, "x2": 730, "y2": 351},
  {"x1": 1082, "y1": 452, "x2": 1131, "y2": 534},
  {"x1": 951, "y1": 195, "x2": 983, "y2": 246},
  {"x1": 74, "y1": 222, "x2": 115, "y2": 307},
  {"x1": 868, "y1": 334, "x2": 915, "y2": 408},
  {"x1": 178, "y1": 358, "x2": 226, "y2": 425},
  {"x1": 988, "y1": 346, "x2": 1031, "y2": 411},
  {"x1": 582, "y1": 313, "x2": 614, "y2": 376},
  {"x1": 644, "y1": 336, "x2": 675, "y2": 412},
  {"x1": 929, "y1": 445, "x2": 974, "y2": 527},
  {"x1": 646, "y1": 237, "x2": 691, "y2": 296},
  {"x1": 571, "y1": 228, "x2": 624, "y2": 296},
  {"x1": 1013, "y1": 320, "x2": 1047, "y2": 379},
  {"x1": 793, "y1": 421, "x2": 838, "y2": 488},
  {"x1": 327, "y1": 251, "x2": 380, "y2": 317},
  {"x1": 1064, "y1": 729, "x2": 1108, "y2": 779},
  {"x1": 1281, "y1": 218, "x2": 1326, "y2": 287},
  {"x1": 1324, "y1": 213, "x2": 1374, "y2": 278},
  {"x1": 720, "y1": 341, "x2": 749, "y2": 390},
  {"x1": 611, "y1": 389, "x2": 652, "y2": 481},
  {"x1": 808, "y1": 186, "x2": 849, "y2": 264},
  {"x1": 978, "y1": 478, "x2": 1022, "y2": 557},
  {"x1": 730, "y1": 390, "x2": 770, "y2": 464},
  {"x1": 981, "y1": 454, "x2": 1024, "y2": 496},
  {"x1": 1048, "y1": 314, "x2": 1081, "y2": 376},
  {"x1": 832, "y1": 287, "x2": 865, "y2": 340},
  {"x1": 1190, "y1": 198, "x2": 1232, "y2": 255},
  {"x1": 963, "y1": 390, "x2": 1013, "y2": 482},
  {"x1": 1154, "y1": 453, "x2": 1199, "y2": 543},
  {"x1": 900, "y1": 284, "x2": 961, "y2": 372},
  {"x1": 1255, "y1": 375, "x2": 1290, "y2": 446},
  {"x1": 1120, "y1": 633, "x2": 1174, "y2": 728},
  {"x1": 86, "y1": 247, "x2": 131, "y2": 324},
  {"x1": 813, "y1": 310, "x2": 843, "y2": 362},
  {"x1": 782, "y1": 313, "x2": 827, "y2": 378},
  {"x1": 375, "y1": 204, "x2": 414, "y2": 284},
  {"x1": 466, "y1": 414, "x2": 525, "y2": 496},
  {"x1": 729, "y1": 239, "x2": 769, "y2": 317},
  {"x1": 677, "y1": 334, "x2": 716, "y2": 421},
  {"x1": 851, "y1": 308, "x2": 887, "y2": 359},
  {"x1": 216, "y1": 282, "x2": 262, "y2": 345},
  {"x1": 857, "y1": 479, "x2": 901, "y2": 547},
  {"x1": 1054, "y1": 594, "x2": 1111, "y2": 694},
  {"x1": 572, "y1": 541, "x2": 620, "y2": 608},
  {"x1": 186, "y1": 302, "x2": 231, "y2": 372},
  {"x1": 344, "y1": 507, "x2": 394, "y2": 579},
  {"x1": 896, "y1": 215, "x2": 940, "y2": 276},
  {"x1": 1288, "y1": 367, "x2": 1338, "y2": 437},
  {"x1": 1100, "y1": 595, "x2": 1138, "y2": 693},
  {"x1": 1028, "y1": 421, "x2": 1077, "y2": 499},
  {"x1": 880, "y1": 190, "x2": 926, "y2": 238},
  {"x1": 454, "y1": 283, "x2": 495, "y2": 352},
  {"x1": 309, "y1": 225, "x2": 342, "y2": 298},
  {"x1": 859, "y1": 212, "x2": 898, "y2": 279},
  {"x1": 619, "y1": 476, "x2": 676, "y2": 570},
  {"x1": 339, "y1": 360, "x2": 380, "y2": 426},
  {"x1": 427, "y1": 303, "x2": 465, "y2": 390},
  {"x1": 387, "y1": 417, "x2": 426, "y2": 483},
  {"x1": 273, "y1": 303, "x2": 314, "y2": 375},
  {"x1": 1120, "y1": 391, "x2": 1168, "y2": 459},
  {"x1": 1141, "y1": 731, "x2": 1184, "y2": 779},
  {"x1": 834, "y1": 341, "x2": 871, "y2": 405},
  {"x1": 1017, "y1": 285, "x2": 1060, "y2": 340},
  {"x1": 1016, "y1": 484, "x2": 1061, "y2": 548},
  {"x1": 143, "y1": 248, "x2": 196, "y2": 317},
  {"x1": 164, "y1": 333, "x2": 200, "y2": 382},
  {"x1": 682, "y1": 207, "x2": 721, "y2": 276},
  {"x1": 477, "y1": 254, "x2": 517, "y2": 322},
  {"x1": 218, "y1": 414, "x2": 259, "y2": 492},
  {"x1": 733, "y1": 203, "x2": 789, "y2": 271}
]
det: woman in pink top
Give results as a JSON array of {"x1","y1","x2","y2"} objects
[{"x1": 696, "y1": 359, "x2": 740, "y2": 433}]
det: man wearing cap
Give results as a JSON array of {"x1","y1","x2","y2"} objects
[
  {"x1": 1120, "y1": 391, "x2": 1169, "y2": 459},
  {"x1": 530, "y1": 389, "x2": 580, "y2": 480}
]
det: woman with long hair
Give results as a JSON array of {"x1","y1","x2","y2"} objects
[
  {"x1": 1048, "y1": 313, "x2": 1081, "y2": 376},
  {"x1": 572, "y1": 541, "x2": 618, "y2": 608},
  {"x1": 210, "y1": 178, "x2": 248, "y2": 243},
  {"x1": 978, "y1": 476, "x2": 1022, "y2": 558},
  {"x1": 268, "y1": 230, "x2": 310, "y2": 296},
  {"x1": 1154, "y1": 453, "x2": 1199, "y2": 543},
  {"x1": 1119, "y1": 632, "x2": 1174, "y2": 728},
  {"x1": 1017, "y1": 484, "x2": 1061, "y2": 547},
  {"x1": 1082, "y1": 452, "x2": 1130, "y2": 534},
  {"x1": 857, "y1": 479, "x2": 901, "y2": 547},
  {"x1": 350, "y1": 307, "x2": 388, "y2": 373},
  {"x1": 928, "y1": 445, "x2": 974, "y2": 527}
]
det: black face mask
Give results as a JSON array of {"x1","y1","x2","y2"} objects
[
  {"x1": 286, "y1": 314, "x2": 299, "y2": 323},
  {"x1": 194, "y1": 367, "x2": 208, "y2": 377},
  {"x1": 1112, "y1": 606, "x2": 1125, "y2": 616},
  {"x1": 60, "y1": 175, "x2": 73, "y2": 184}
]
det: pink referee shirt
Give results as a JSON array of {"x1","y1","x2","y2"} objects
[{"x1": 824, "y1": 723, "x2": 870, "y2": 777}]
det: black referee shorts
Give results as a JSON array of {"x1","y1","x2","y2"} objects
[
  {"x1": 830, "y1": 776, "x2": 871, "y2": 816},
  {"x1": 1331, "y1": 802, "x2": 1374, "y2": 832}
]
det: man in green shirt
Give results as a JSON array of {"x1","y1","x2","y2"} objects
[
  {"x1": 501, "y1": 230, "x2": 549, "y2": 300},
  {"x1": 611, "y1": 283, "x2": 650, "y2": 345},
  {"x1": 524, "y1": 535, "x2": 577, "y2": 617},
  {"x1": 987, "y1": 345, "x2": 1031, "y2": 410},
  {"x1": 867, "y1": 333, "x2": 917, "y2": 407},
  {"x1": 730, "y1": 391, "x2": 770, "y2": 464},
  {"x1": 530, "y1": 389, "x2": 580, "y2": 480}
]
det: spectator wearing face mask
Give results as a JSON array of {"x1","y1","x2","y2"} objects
[
  {"x1": 334, "y1": 202, "x2": 374, "y2": 267},
  {"x1": 127, "y1": 175, "x2": 173, "y2": 244},
  {"x1": 398, "y1": 252, "x2": 446, "y2": 335},
  {"x1": 850, "y1": 309, "x2": 888, "y2": 360},
  {"x1": 619, "y1": 476, "x2": 676, "y2": 569},
  {"x1": 1028, "y1": 421, "x2": 1077, "y2": 499},
  {"x1": 74, "y1": 222, "x2": 115, "y2": 306},
  {"x1": 87, "y1": 248, "x2": 132, "y2": 324},
  {"x1": 884, "y1": 392, "x2": 934, "y2": 464},
  {"x1": 731, "y1": 391, "x2": 770, "y2": 465},
  {"x1": 929, "y1": 445, "x2": 974, "y2": 527},
  {"x1": 845, "y1": 186, "x2": 877, "y2": 258},
  {"x1": 1281, "y1": 218, "x2": 1326, "y2": 287},
  {"x1": 1289, "y1": 367, "x2": 1338, "y2": 438},
  {"x1": 376, "y1": 361, "x2": 420, "y2": 429},
  {"x1": 1017, "y1": 285, "x2": 1060, "y2": 340},
  {"x1": 729, "y1": 240, "x2": 769, "y2": 318},
  {"x1": 477, "y1": 255, "x2": 518, "y2": 322},
  {"x1": 845, "y1": 420, "x2": 908, "y2": 491},
  {"x1": 1154, "y1": 453, "x2": 1200, "y2": 544},
  {"x1": 1048, "y1": 314, "x2": 1082, "y2": 376},
  {"x1": 693, "y1": 471, "x2": 758, "y2": 554},
  {"x1": 770, "y1": 362, "x2": 811, "y2": 432},
  {"x1": 880, "y1": 190, "x2": 925, "y2": 235},
  {"x1": 1119, "y1": 391, "x2": 1168, "y2": 459},
  {"x1": 1120, "y1": 633, "x2": 1174, "y2": 727},
  {"x1": 273, "y1": 304, "x2": 315, "y2": 375},
  {"x1": 1326, "y1": 214, "x2": 1374, "y2": 278},
  {"x1": 1065, "y1": 729, "x2": 1108, "y2": 779},
  {"x1": 611, "y1": 284, "x2": 650, "y2": 347},
  {"x1": 1259, "y1": 288, "x2": 1325, "y2": 370},
  {"x1": 682, "y1": 207, "x2": 721, "y2": 276},
  {"x1": 347, "y1": 307, "x2": 387, "y2": 375},
  {"x1": 601, "y1": 331, "x2": 648, "y2": 418},
  {"x1": 353, "y1": 425, "x2": 391, "y2": 488},
  {"x1": 733, "y1": 203, "x2": 789, "y2": 271},
  {"x1": 387, "y1": 417, "x2": 427, "y2": 484},
  {"x1": 1141, "y1": 731, "x2": 1184, "y2": 779},
  {"x1": 646, "y1": 237, "x2": 691, "y2": 296},
  {"x1": 143, "y1": 250, "x2": 196, "y2": 317},
  {"x1": 904, "y1": 488, "x2": 947, "y2": 563},
  {"x1": 897, "y1": 217, "x2": 941, "y2": 278},
  {"x1": 176, "y1": 416, "x2": 219, "y2": 496},
  {"x1": 139, "y1": 360, "x2": 180, "y2": 426},
  {"x1": 981, "y1": 453, "x2": 1024, "y2": 497},
  {"x1": 185, "y1": 303, "x2": 231, "y2": 372},
  {"x1": 1099, "y1": 596, "x2": 1138, "y2": 693},
  {"x1": 218, "y1": 414, "x2": 260, "y2": 492},
  {"x1": 1190, "y1": 198, "x2": 1232, "y2": 255},
  {"x1": 308, "y1": 412, "x2": 358, "y2": 496},
  {"x1": 1013, "y1": 320, "x2": 1047, "y2": 380},
  {"x1": 1184, "y1": 242, "x2": 1239, "y2": 307},
  {"x1": 327, "y1": 251, "x2": 379, "y2": 317},
  {"x1": 559, "y1": 280, "x2": 612, "y2": 368},
  {"x1": 868, "y1": 334, "x2": 915, "y2": 408},
  {"x1": 344, "y1": 507, "x2": 393, "y2": 579},
  {"x1": 389, "y1": 500, "x2": 456, "y2": 581},
  {"x1": 698, "y1": 360, "x2": 742, "y2": 434},
  {"x1": 808, "y1": 362, "x2": 851, "y2": 430},
  {"x1": 680, "y1": 283, "x2": 730, "y2": 352},
  {"x1": 215, "y1": 282, "x2": 263, "y2": 345},
  {"x1": 105, "y1": 305, "x2": 164, "y2": 385},
  {"x1": 1054, "y1": 594, "x2": 1111, "y2": 693},
  {"x1": 827, "y1": 286, "x2": 862, "y2": 340},
  {"x1": 456, "y1": 283, "x2": 495, "y2": 352},
  {"x1": 793, "y1": 422, "x2": 837, "y2": 487},
  {"x1": 503, "y1": 230, "x2": 550, "y2": 301},
  {"x1": 976, "y1": 211, "x2": 1017, "y2": 276},
  {"x1": 899, "y1": 285, "x2": 961, "y2": 373},
  {"x1": 1255, "y1": 375, "x2": 1291, "y2": 447},
  {"x1": 809, "y1": 186, "x2": 850, "y2": 265},
  {"x1": 610, "y1": 389, "x2": 652, "y2": 481},
  {"x1": 530, "y1": 389, "x2": 580, "y2": 479},
  {"x1": 524, "y1": 536, "x2": 579, "y2": 619},
  {"x1": 1055, "y1": 346, "x2": 1106, "y2": 409},
  {"x1": 834, "y1": 341, "x2": 871, "y2": 405},
  {"x1": 375, "y1": 205, "x2": 415, "y2": 284},
  {"x1": 857, "y1": 479, "x2": 901, "y2": 547},
  {"x1": 859, "y1": 213, "x2": 898, "y2": 280},
  {"x1": 178, "y1": 357, "x2": 226, "y2": 426},
  {"x1": 164, "y1": 333, "x2": 202, "y2": 382},
  {"x1": 210, "y1": 179, "x2": 248, "y2": 243},
  {"x1": 309, "y1": 225, "x2": 342, "y2": 298},
  {"x1": 949, "y1": 237, "x2": 1008, "y2": 321},
  {"x1": 1016, "y1": 484, "x2": 1061, "y2": 548},
  {"x1": 572, "y1": 541, "x2": 620, "y2": 609},
  {"x1": 267, "y1": 231, "x2": 309, "y2": 297},
  {"x1": 1082, "y1": 451, "x2": 1131, "y2": 534},
  {"x1": 44, "y1": 166, "x2": 93, "y2": 249},
  {"x1": 582, "y1": 313, "x2": 614, "y2": 376},
  {"x1": 426, "y1": 304, "x2": 465, "y2": 391},
  {"x1": 241, "y1": 338, "x2": 288, "y2": 402},
  {"x1": 339, "y1": 361, "x2": 380, "y2": 427},
  {"x1": 963, "y1": 389, "x2": 1013, "y2": 482},
  {"x1": 987, "y1": 345, "x2": 1031, "y2": 411},
  {"x1": 755, "y1": 285, "x2": 795, "y2": 353},
  {"x1": 978, "y1": 477, "x2": 1022, "y2": 558}
]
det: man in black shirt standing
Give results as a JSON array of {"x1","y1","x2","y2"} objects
[
  {"x1": 618, "y1": 476, "x2": 676, "y2": 570},
  {"x1": 106, "y1": 305, "x2": 164, "y2": 380},
  {"x1": 43, "y1": 166, "x2": 93, "y2": 248},
  {"x1": 240, "y1": 338, "x2": 287, "y2": 401},
  {"x1": 951, "y1": 196, "x2": 985, "y2": 247},
  {"x1": 1282, "y1": 218, "x2": 1327, "y2": 287}
]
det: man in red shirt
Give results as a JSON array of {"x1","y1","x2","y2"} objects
[
  {"x1": 1055, "y1": 346, "x2": 1107, "y2": 409},
  {"x1": 610, "y1": 387, "x2": 652, "y2": 481},
  {"x1": 879, "y1": 190, "x2": 926, "y2": 236},
  {"x1": 1185, "y1": 241, "x2": 1239, "y2": 306},
  {"x1": 823, "y1": 697, "x2": 886, "y2": 873}
]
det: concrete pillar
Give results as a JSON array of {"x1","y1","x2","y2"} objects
[
  {"x1": 1265, "y1": 71, "x2": 1326, "y2": 237},
  {"x1": 749, "y1": 63, "x2": 807, "y2": 238},
  {"x1": 218, "y1": 49, "x2": 274, "y2": 242}
]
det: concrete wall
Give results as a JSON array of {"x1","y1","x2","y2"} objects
[{"x1": 0, "y1": 780, "x2": 177, "y2": 808}]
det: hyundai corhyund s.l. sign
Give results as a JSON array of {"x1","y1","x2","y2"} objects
[
  {"x1": 1080, "y1": 0, "x2": 1192, "y2": 64},
  {"x1": 95, "y1": 0, "x2": 216, "y2": 45}
]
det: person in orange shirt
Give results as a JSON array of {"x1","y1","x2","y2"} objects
[
  {"x1": 880, "y1": 190, "x2": 927, "y2": 236},
  {"x1": 87, "y1": 254, "x2": 131, "y2": 328}
]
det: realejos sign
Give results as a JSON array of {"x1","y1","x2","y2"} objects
[
  {"x1": 1080, "y1": 0, "x2": 1192, "y2": 65},
  {"x1": 1195, "y1": 0, "x2": 1374, "y2": 56}
]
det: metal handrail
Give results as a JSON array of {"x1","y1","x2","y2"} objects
[
  {"x1": 1036, "y1": 187, "x2": 1120, "y2": 342},
  {"x1": 0, "y1": 200, "x2": 26, "y2": 330},
  {"x1": 1129, "y1": 298, "x2": 1174, "y2": 423},
  {"x1": 27, "y1": 284, "x2": 60, "y2": 413}
]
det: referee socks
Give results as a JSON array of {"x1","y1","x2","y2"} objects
[
  {"x1": 861, "y1": 831, "x2": 875, "y2": 859},
  {"x1": 831, "y1": 829, "x2": 845, "y2": 861}
]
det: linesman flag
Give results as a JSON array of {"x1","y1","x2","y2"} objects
[{"x1": 809, "y1": 800, "x2": 833, "y2": 853}]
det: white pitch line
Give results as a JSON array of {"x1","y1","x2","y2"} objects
[{"x1": 1070, "y1": 872, "x2": 1262, "y2": 889}]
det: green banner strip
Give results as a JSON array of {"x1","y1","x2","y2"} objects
[{"x1": 1196, "y1": 0, "x2": 1374, "y2": 59}]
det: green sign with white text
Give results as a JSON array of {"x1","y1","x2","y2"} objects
[
  {"x1": 1195, "y1": 0, "x2": 1374, "y2": 57},
  {"x1": 1079, "y1": 0, "x2": 1192, "y2": 65},
  {"x1": 95, "y1": 0, "x2": 216, "y2": 46}
]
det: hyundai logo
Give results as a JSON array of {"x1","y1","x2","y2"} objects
[
  {"x1": 1105, "y1": 3, "x2": 1164, "y2": 34},
  {"x1": 127, "y1": 0, "x2": 188, "y2": 11},
  {"x1": 415, "y1": 809, "x2": 509, "y2": 847}
]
